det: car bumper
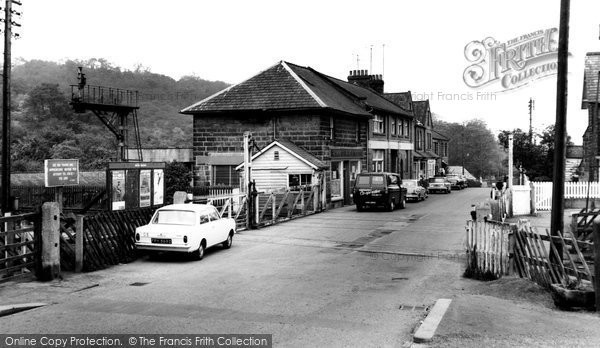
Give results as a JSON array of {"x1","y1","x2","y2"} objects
[
  {"x1": 135, "y1": 243, "x2": 196, "y2": 253},
  {"x1": 428, "y1": 187, "x2": 448, "y2": 192},
  {"x1": 406, "y1": 193, "x2": 420, "y2": 200}
]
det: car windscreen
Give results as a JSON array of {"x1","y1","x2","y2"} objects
[
  {"x1": 153, "y1": 210, "x2": 196, "y2": 225},
  {"x1": 429, "y1": 178, "x2": 445, "y2": 183},
  {"x1": 371, "y1": 175, "x2": 385, "y2": 187}
]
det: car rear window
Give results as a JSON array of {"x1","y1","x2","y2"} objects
[
  {"x1": 356, "y1": 176, "x2": 371, "y2": 186},
  {"x1": 153, "y1": 210, "x2": 196, "y2": 225}
]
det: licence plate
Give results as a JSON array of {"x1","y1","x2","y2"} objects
[{"x1": 151, "y1": 238, "x2": 172, "y2": 244}]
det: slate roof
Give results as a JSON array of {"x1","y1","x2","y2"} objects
[
  {"x1": 566, "y1": 145, "x2": 583, "y2": 159},
  {"x1": 384, "y1": 92, "x2": 413, "y2": 112},
  {"x1": 432, "y1": 129, "x2": 449, "y2": 141},
  {"x1": 181, "y1": 61, "x2": 410, "y2": 118},
  {"x1": 413, "y1": 100, "x2": 430, "y2": 125},
  {"x1": 582, "y1": 52, "x2": 600, "y2": 109}
]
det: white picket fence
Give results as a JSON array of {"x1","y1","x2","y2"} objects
[{"x1": 532, "y1": 181, "x2": 600, "y2": 211}]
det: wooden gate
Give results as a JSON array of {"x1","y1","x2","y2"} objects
[
  {"x1": 207, "y1": 193, "x2": 248, "y2": 230},
  {"x1": 513, "y1": 221, "x2": 594, "y2": 289},
  {"x1": 0, "y1": 212, "x2": 41, "y2": 282},
  {"x1": 464, "y1": 220, "x2": 513, "y2": 280},
  {"x1": 60, "y1": 208, "x2": 156, "y2": 272},
  {"x1": 255, "y1": 186, "x2": 320, "y2": 227}
]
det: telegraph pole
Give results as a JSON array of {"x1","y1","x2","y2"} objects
[
  {"x1": 528, "y1": 98, "x2": 534, "y2": 143},
  {"x1": 1, "y1": 0, "x2": 21, "y2": 214},
  {"x1": 550, "y1": 0, "x2": 570, "y2": 259}
]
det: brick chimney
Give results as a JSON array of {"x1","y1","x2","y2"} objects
[{"x1": 347, "y1": 70, "x2": 384, "y2": 94}]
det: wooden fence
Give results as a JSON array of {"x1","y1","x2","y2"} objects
[
  {"x1": 0, "y1": 212, "x2": 41, "y2": 282},
  {"x1": 465, "y1": 219, "x2": 595, "y2": 291},
  {"x1": 532, "y1": 181, "x2": 600, "y2": 211},
  {"x1": 60, "y1": 208, "x2": 156, "y2": 272},
  {"x1": 465, "y1": 220, "x2": 513, "y2": 279},
  {"x1": 12, "y1": 185, "x2": 107, "y2": 212},
  {"x1": 513, "y1": 221, "x2": 594, "y2": 289}
]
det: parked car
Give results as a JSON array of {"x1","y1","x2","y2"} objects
[
  {"x1": 402, "y1": 179, "x2": 428, "y2": 201},
  {"x1": 446, "y1": 174, "x2": 467, "y2": 190},
  {"x1": 135, "y1": 204, "x2": 236, "y2": 260},
  {"x1": 428, "y1": 177, "x2": 452, "y2": 194},
  {"x1": 353, "y1": 172, "x2": 407, "y2": 211}
]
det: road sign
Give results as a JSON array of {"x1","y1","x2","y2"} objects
[{"x1": 45, "y1": 159, "x2": 80, "y2": 187}]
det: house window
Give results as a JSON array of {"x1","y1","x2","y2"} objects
[
  {"x1": 374, "y1": 115, "x2": 385, "y2": 134},
  {"x1": 434, "y1": 142, "x2": 439, "y2": 155},
  {"x1": 212, "y1": 165, "x2": 236, "y2": 186},
  {"x1": 391, "y1": 117, "x2": 396, "y2": 135},
  {"x1": 427, "y1": 133, "x2": 432, "y2": 151},
  {"x1": 289, "y1": 174, "x2": 312, "y2": 187},
  {"x1": 399, "y1": 119, "x2": 404, "y2": 136},
  {"x1": 373, "y1": 150, "x2": 384, "y2": 172},
  {"x1": 330, "y1": 116, "x2": 335, "y2": 140},
  {"x1": 274, "y1": 150, "x2": 279, "y2": 160},
  {"x1": 406, "y1": 121, "x2": 410, "y2": 139},
  {"x1": 355, "y1": 121, "x2": 360, "y2": 143}
]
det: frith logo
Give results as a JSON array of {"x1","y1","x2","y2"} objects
[{"x1": 463, "y1": 28, "x2": 559, "y2": 91}]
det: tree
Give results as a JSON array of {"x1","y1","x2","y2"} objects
[
  {"x1": 164, "y1": 161, "x2": 192, "y2": 204},
  {"x1": 497, "y1": 125, "x2": 572, "y2": 181},
  {"x1": 433, "y1": 118, "x2": 504, "y2": 179}
]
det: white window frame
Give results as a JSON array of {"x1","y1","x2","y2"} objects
[
  {"x1": 373, "y1": 150, "x2": 384, "y2": 172},
  {"x1": 374, "y1": 115, "x2": 385, "y2": 134}
]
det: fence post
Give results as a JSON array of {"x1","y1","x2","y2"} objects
[
  {"x1": 594, "y1": 220, "x2": 600, "y2": 313},
  {"x1": 529, "y1": 182, "x2": 536, "y2": 215},
  {"x1": 75, "y1": 214, "x2": 84, "y2": 273},
  {"x1": 37, "y1": 202, "x2": 60, "y2": 281}
]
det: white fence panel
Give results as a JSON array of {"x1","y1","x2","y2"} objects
[{"x1": 532, "y1": 181, "x2": 600, "y2": 211}]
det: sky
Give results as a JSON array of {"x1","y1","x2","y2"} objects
[{"x1": 14, "y1": 0, "x2": 600, "y2": 144}]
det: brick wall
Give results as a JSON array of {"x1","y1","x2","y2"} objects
[{"x1": 192, "y1": 112, "x2": 368, "y2": 185}]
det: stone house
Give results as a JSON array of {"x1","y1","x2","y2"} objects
[
  {"x1": 180, "y1": 61, "x2": 413, "y2": 207},
  {"x1": 581, "y1": 52, "x2": 600, "y2": 181},
  {"x1": 382, "y1": 91, "x2": 415, "y2": 179},
  {"x1": 432, "y1": 130, "x2": 449, "y2": 174},
  {"x1": 412, "y1": 100, "x2": 438, "y2": 178}
]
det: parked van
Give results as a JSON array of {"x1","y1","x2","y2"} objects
[{"x1": 352, "y1": 172, "x2": 407, "y2": 212}]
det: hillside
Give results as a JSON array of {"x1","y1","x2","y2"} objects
[{"x1": 6, "y1": 58, "x2": 230, "y2": 171}]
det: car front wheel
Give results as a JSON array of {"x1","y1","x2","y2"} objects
[
  {"x1": 400, "y1": 197, "x2": 406, "y2": 209},
  {"x1": 388, "y1": 200, "x2": 395, "y2": 211}
]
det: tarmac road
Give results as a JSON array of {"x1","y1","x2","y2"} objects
[{"x1": 8, "y1": 187, "x2": 597, "y2": 347}]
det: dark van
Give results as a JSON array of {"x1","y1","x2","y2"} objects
[{"x1": 353, "y1": 172, "x2": 407, "y2": 212}]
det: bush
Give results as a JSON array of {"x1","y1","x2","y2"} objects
[{"x1": 467, "y1": 179, "x2": 482, "y2": 187}]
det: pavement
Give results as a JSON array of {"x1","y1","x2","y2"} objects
[{"x1": 2, "y1": 190, "x2": 600, "y2": 347}]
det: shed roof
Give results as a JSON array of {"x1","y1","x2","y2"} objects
[{"x1": 235, "y1": 139, "x2": 327, "y2": 171}]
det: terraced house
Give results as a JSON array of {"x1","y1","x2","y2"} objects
[
  {"x1": 412, "y1": 100, "x2": 439, "y2": 178},
  {"x1": 181, "y1": 61, "x2": 414, "y2": 208}
]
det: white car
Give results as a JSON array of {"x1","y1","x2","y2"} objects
[{"x1": 135, "y1": 204, "x2": 237, "y2": 260}]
